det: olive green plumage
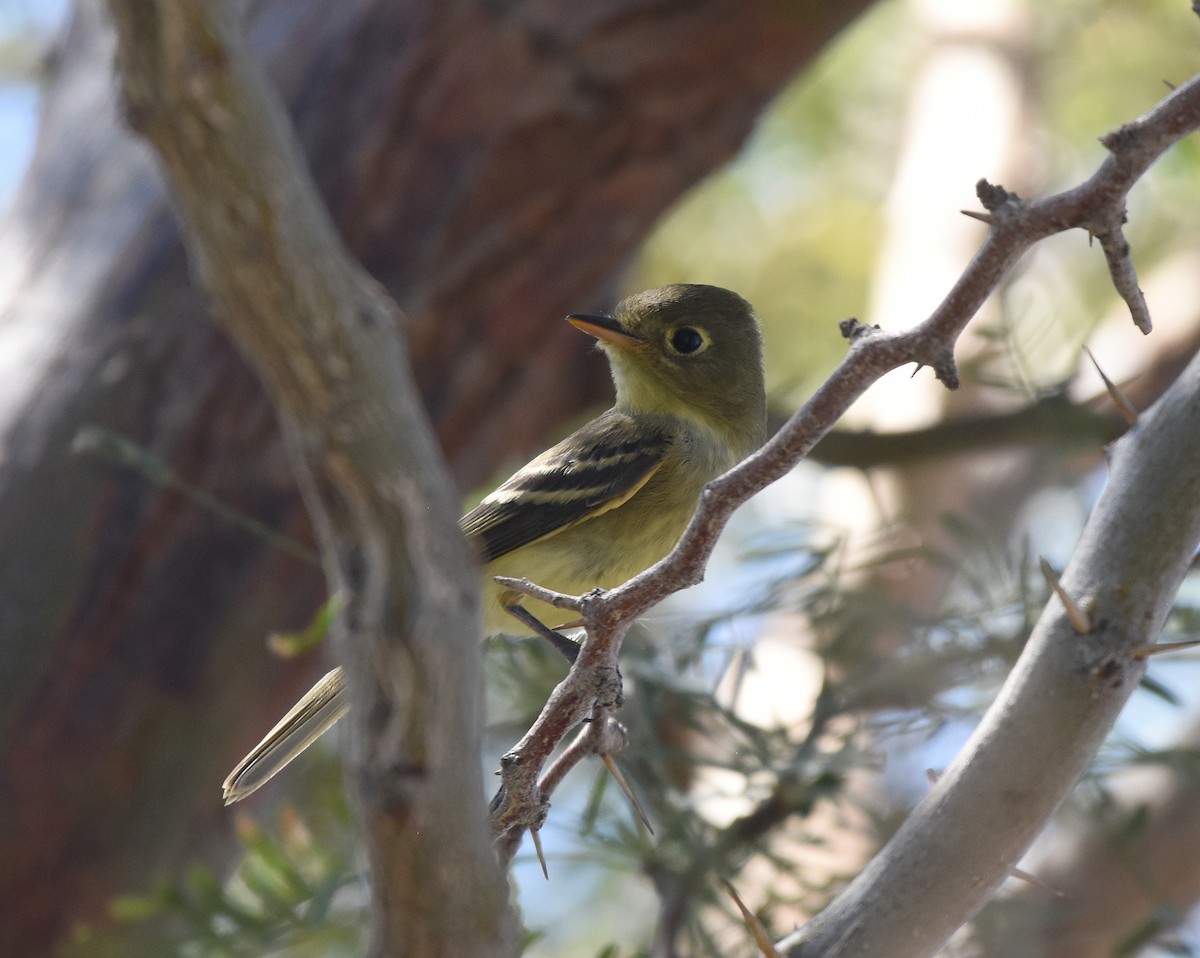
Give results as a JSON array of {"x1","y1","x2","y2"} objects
[{"x1": 223, "y1": 284, "x2": 766, "y2": 803}]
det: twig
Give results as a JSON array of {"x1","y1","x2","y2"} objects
[
  {"x1": 494, "y1": 709, "x2": 649, "y2": 868},
  {"x1": 495, "y1": 72, "x2": 1200, "y2": 849},
  {"x1": 72, "y1": 426, "x2": 320, "y2": 565},
  {"x1": 493, "y1": 576, "x2": 584, "y2": 613},
  {"x1": 542, "y1": 708, "x2": 652, "y2": 833},
  {"x1": 807, "y1": 396, "x2": 1126, "y2": 468},
  {"x1": 1087, "y1": 208, "x2": 1152, "y2": 334}
]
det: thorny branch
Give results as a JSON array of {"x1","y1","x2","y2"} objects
[
  {"x1": 782, "y1": 272, "x2": 1200, "y2": 958},
  {"x1": 492, "y1": 69, "x2": 1200, "y2": 881}
]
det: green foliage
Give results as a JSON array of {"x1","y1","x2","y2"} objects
[{"x1": 65, "y1": 804, "x2": 361, "y2": 958}]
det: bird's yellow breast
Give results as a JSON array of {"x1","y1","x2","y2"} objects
[{"x1": 480, "y1": 431, "x2": 733, "y2": 633}]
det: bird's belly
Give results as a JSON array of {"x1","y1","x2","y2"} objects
[{"x1": 480, "y1": 503, "x2": 690, "y2": 634}]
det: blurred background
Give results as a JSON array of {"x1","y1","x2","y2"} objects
[{"x1": 1, "y1": 0, "x2": 1199, "y2": 955}]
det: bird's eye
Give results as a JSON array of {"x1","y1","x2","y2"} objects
[{"x1": 669, "y1": 327, "x2": 706, "y2": 354}]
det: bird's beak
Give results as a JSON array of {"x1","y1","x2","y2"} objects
[{"x1": 567, "y1": 313, "x2": 646, "y2": 346}]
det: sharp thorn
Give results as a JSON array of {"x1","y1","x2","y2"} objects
[
  {"x1": 721, "y1": 879, "x2": 784, "y2": 958},
  {"x1": 961, "y1": 209, "x2": 996, "y2": 225},
  {"x1": 1132, "y1": 638, "x2": 1200, "y2": 660},
  {"x1": 1084, "y1": 347, "x2": 1138, "y2": 427},
  {"x1": 530, "y1": 827, "x2": 549, "y2": 880},
  {"x1": 1039, "y1": 558, "x2": 1092, "y2": 634},
  {"x1": 601, "y1": 754, "x2": 654, "y2": 835}
]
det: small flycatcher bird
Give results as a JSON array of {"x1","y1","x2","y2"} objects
[{"x1": 222, "y1": 284, "x2": 767, "y2": 803}]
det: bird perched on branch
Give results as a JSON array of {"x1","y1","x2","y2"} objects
[{"x1": 223, "y1": 284, "x2": 767, "y2": 803}]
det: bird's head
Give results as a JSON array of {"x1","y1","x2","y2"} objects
[{"x1": 568, "y1": 284, "x2": 767, "y2": 458}]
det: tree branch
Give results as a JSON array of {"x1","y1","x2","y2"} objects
[
  {"x1": 806, "y1": 397, "x2": 1124, "y2": 469},
  {"x1": 976, "y1": 716, "x2": 1200, "y2": 957},
  {"x1": 495, "y1": 69, "x2": 1200, "y2": 952},
  {"x1": 783, "y1": 313, "x2": 1200, "y2": 958},
  {"x1": 105, "y1": 2, "x2": 516, "y2": 955}
]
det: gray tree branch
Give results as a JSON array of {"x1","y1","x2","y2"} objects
[
  {"x1": 784, "y1": 337, "x2": 1200, "y2": 958},
  {"x1": 975, "y1": 715, "x2": 1200, "y2": 958},
  {"x1": 105, "y1": 2, "x2": 516, "y2": 955}
]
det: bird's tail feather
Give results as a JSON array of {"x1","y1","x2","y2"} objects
[{"x1": 222, "y1": 667, "x2": 348, "y2": 804}]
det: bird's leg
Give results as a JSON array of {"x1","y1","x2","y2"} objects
[{"x1": 502, "y1": 598, "x2": 581, "y2": 664}]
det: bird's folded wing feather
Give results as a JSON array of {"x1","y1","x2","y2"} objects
[
  {"x1": 459, "y1": 411, "x2": 672, "y2": 562},
  {"x1": 221, "y1": 667, "x2": 348, "y2": 804},
  {"x1": 222, "y1": 414, "x2": 671, "y2": 804}
]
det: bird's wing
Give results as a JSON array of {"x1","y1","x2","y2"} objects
[{"x1": 459, "y1": 411, "x2": 672, "y2": 563}]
